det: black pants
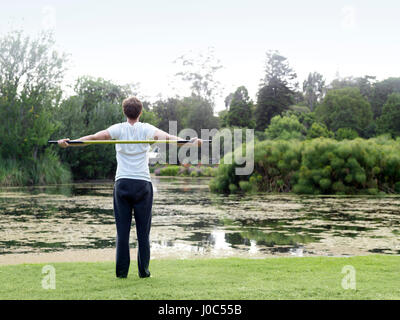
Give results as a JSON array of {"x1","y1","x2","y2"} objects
[{"x1": 113, "y1": 178, "x2": 153, "y2": 278}]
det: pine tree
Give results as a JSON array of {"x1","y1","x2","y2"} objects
[{"x1": 255, "y1": 51, "x2": 297, "y2": 131}]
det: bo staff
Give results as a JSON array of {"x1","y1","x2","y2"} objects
[{"x1": 48, "y1": 140, "x2": 212, "y2": 145}]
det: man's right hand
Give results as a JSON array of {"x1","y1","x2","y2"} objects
[{"x1": 57, "y1": 138, "x2": 70, "y2": 148}]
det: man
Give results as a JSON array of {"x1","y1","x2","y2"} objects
[{"x1": 58, "y1": 96, "x2": 202, "y2": 278}]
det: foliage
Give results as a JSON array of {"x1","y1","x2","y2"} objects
[
  {"x1": 370, "y1": 77, "x2": 400, "y2": 119},
  {"x1": 307, "y1": 123, "x2": 334, "y2": 139},
  {"x1": 335, "y1": 128, "x2": 359, "y2": 140},
  {"x1": 152, "y1": 98, "x2": 183, "y2": 132},
  {"x1": 173, "y1": 47, "x2": 223, "y2": 105},
  {"x1": 153, "y1": 95, "x2": 219, "y2": 135},
  {"x1": 265, "y1": 115, "x2": 306, "y2": 140},
  {"x1": 0, "y1": 30, "x2": 70, "y2": 185},
  {"x1": 288, "y1": 105, "x2": 311, "y2": 113},
  {"x1": 255, "y1": 78, "x2": 293, "y2": 131},
  {"x1": 255, "y1": 51, "x2": 297, "y2": 131},
  {"x1": 303, "y1": 72, "x2": 325, "y2": 111},
  {"x1": 260, "y1": 50, "x2": 297, "y2": 89},
  {"x1": 376, "y1": 93, "x2": 400, "y2": 137},
  {"x1": 140, "y1": 107, "x2": 159, "y2": 127},
  {"x1": 157, "y1": 165, "x2": 181, "y2": 176},
  {"x1": 3, "y1": 31, "x2": 400, "y2": 187},
  {"x1": 210, "y1": 137, "x2": 400, "y2": 195},
  {"x1": 315, "y1": 88, "x2": 373, "y2": 136},
  {"x1": 217, "y1": 109, "x2": 229, "y2": 128},
  {"x1": 51, "y1": 78, "x2": 129, "y2": 180},
  {"x1": 28, "y1": 149, "x2": 71, "y2": 185},
  {"x1": 0, "y1": 158, "x2": 28, "y2": 186},
  {"x1": 210, "y1": 139, "x2": 301, "y2": 194},
  {"x1": 330, "y1": 75, "x2": 376, "y2": 102},
  {"x1": 154, "y1": 165, "x2": 217, "y2": 177},
  {"x1": 226, "y1": 86, "x2": 254, "y2": 128},
  {"x1": 180, "y1": 95, "x2": 219, "y2": 134}
]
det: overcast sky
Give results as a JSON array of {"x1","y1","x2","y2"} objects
[{"x1": 1, "y1": 0, "x2": 399, "y2": 111}]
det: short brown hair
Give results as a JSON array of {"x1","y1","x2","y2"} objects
[{"x1": 122, "y1": 96, "x2": 142, "y2": 120}]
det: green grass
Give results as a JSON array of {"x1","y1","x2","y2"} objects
[{"x1": 0, "y1": 255, "x2": 399, "y2": 299}]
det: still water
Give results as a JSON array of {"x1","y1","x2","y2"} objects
[{"x1": 0, "y1": 176, "x2": 399, "y2": 258}]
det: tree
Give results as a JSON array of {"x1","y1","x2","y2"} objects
[
  {"x1": 265, "y1": 115, "x2": 306, "y2": 140},
  {"x1": 173, "y1": 47, "x2": 223, "y2": 105},
  {"x1": 218, "y1": 109, "x2": 229, "y2": 128},
  {"x1": 227, "y1": 86, "x2": 254, "y2": 128},
  {"x1": 224, "y1": 92, "x2": 234, "y2": 110},
  {"x1": 152, "y1": 98, "x2": 183, "y2": 132},
  {"x1": 329, "y1": 75, "x2": 376, "y2": 114},
  {"x1": 140, "y1": 107, "x2": 159, "y2": 127},
  {"x1": 74, "y1": 76, "x2": 136, "y2": 125},
  {"x1": 335, "y1": 128, "x2": 359, "y2": 140},
  {"x1": 303, "y1": 72, "x2": 325, "y2": 111},
  {"x1": 180, "y1": 95, "x2": 219, "y2": 134},
  {"x1": 370, "y1": 78, "x2": 400, "y2": 119},
  {"x1": 330, "y1": 75, "x2": 376, "y2": 97},
  {"x1": 315, "y1": 88, "x2": 373, "y2": 136},
  {"x1": 285, "y1": 109, "x2": 316, "y2": 130},
  {"x1": 255, "y1": 78, "x2": 293, "y2": 131},
  {"x1": 376, "y1": 93, "x2": 400, "y2": 137},
  {"x1": 307, "y1": 123, "x2": 334, "y2": 139},
  {"x1": 52, "y1": 77, "x2": 135, "y2": 180},
  {"x1": 255, "y1": 51, "x2": 297, "y2": 131},
  {"x1": 260, "y1": 50, "x2": 297, "y2": 89},
  {"x1": 0, "y1": 30, "x2": 66, "y2": 162}
]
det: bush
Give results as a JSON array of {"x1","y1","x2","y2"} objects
[
  {"x1": 155, "y1": 165, "x2": 217, "y2": 177},
  {"x1": 307, "y1": 123, "x2": 334, "y2": 139},
  {"x1": 210, "y1": 137, "x2": 400, "y2": 195},
  {"x1": 158, "y1": 165, "x2": 180, "y2": 176},
  {"x1": 29, "y1": 150, "x2": 72, "y2": 185},
  {"x1": 336, "y1": 128, "x2": 359, "y2": 140},
  {"x1": 0, "y1": 159, "x2": 27, "y2": 186},
  {"x1": 0, "y1": 150, "x2": 71, "y2": 186},
  {"x1": 265, "y1": 115, "x2": 306, "y2": 140}
]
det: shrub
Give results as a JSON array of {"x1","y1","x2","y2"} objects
[
  {"x1": 0, "y1": 159, "x2": 27, "y2": 186},
  {"x1": 210, "y1": 137, "x2": 400, "y2": 195},
  {"x1": 154, "y1": 165, "x2": 217, "y2": 177},
  {"x1": 336, "y1": 128, "x2": 359, "y2": 140},
  {"x1": 307, "y1": 123, "x2": 334, "y2": 139},
  {"x1": 158, "y1": 165, "x2": 180, "y2": 176},
  {"x1": 0, "y1": 150, "x2": 71, "y2": 186},
  {"x1": 265, "y1": 115, "x2": 306, "y2": 140}
]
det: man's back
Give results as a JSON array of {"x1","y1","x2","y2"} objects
[{"x1": 107, "y1": 121, "x2": 157, "y2": 182}]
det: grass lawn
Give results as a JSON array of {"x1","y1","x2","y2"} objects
[{"x1": 0, "y1": 255, "x2": 399, "y2": 299}]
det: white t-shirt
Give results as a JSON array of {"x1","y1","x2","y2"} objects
[{"x1": 106, "y1": 121, "x2": 157, "y2": 182}]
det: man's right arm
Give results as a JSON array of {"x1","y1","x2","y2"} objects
[{"x1": 57, "y1": 130, "x2": 112, "y2": 148}]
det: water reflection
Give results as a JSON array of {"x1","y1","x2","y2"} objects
[{"x1": 1, "y1": 177, "x2": 400, "y2": 258}]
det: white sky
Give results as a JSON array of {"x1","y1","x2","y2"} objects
[{"x1": 1, "y1": 0, "x2": 399, "y2": 111}]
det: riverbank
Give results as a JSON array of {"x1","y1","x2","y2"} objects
[{"x1": 0, "y1": 255, "x2": 399, "y2": 299}]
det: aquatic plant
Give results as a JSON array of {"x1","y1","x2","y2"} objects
[{"x1": 210, "y1": 137, "x2": 400, "y2": 195}]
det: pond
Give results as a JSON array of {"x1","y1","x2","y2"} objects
[{"x1": 0, "y1": 176, "x2": 399, "y2": 260}]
